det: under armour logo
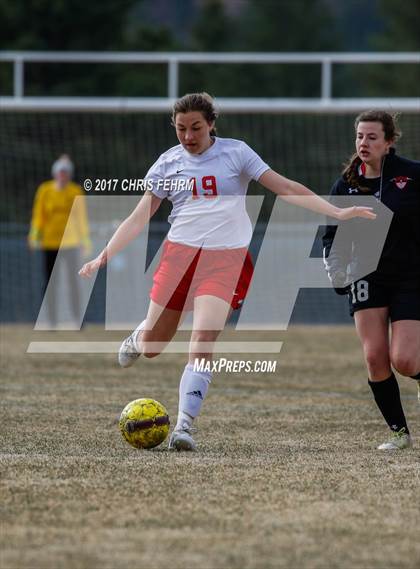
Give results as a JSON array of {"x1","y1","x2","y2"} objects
[{"x1": 348, "y1": 188, "x2": 358, "y2": 194}]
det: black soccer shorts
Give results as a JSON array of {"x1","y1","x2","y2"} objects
[{"x1": 348, "y1": 277, "x2": 420, "y2": 322}]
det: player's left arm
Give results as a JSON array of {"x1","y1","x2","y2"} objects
[{"x1": 258, "y1": 169, "x2": 376, "y2": 221}]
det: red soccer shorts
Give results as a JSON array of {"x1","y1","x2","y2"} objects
[{"x1": 150, "y1": 240, "x2": 254, "y2": 311}]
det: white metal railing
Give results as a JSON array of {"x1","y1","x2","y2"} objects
[{"x1": 0, "y1": 51, "x2": 419, "y2": 112}]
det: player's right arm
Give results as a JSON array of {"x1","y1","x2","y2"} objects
[
  {"x1": 28, "y1": 184, "x2": 46, "y2": 249},
  {"x1": 79, "y1": 191, "x2": 162, "y2": 278}
]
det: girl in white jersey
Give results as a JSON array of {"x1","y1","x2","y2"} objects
[{"x1": 79, "y1": 92, "x2": 375, "y2": 451}]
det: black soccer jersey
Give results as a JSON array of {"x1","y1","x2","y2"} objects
[{"x1": 323, "y1": 148, "x2": 420, "y2": 287}]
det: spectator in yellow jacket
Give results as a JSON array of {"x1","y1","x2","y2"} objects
[{"x1": 29, "y1": 155, "x2": 91, "y2": 327}]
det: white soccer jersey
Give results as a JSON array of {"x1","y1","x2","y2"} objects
[{"x1": 145, "y1": 137, "x2": 270, "y2": 249}]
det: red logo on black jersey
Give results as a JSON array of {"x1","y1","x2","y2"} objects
[{"x1": 391, "y1": 176, "x2": 412, "y2": 189}]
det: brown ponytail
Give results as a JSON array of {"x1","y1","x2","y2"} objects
[
  {"x1": 172, "y1": 92, "x2": 218, "y2": 136},
  {"x1": 343, "y1": 152, "x2": 363, "y2": 189}
]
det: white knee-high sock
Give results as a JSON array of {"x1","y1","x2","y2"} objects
[{"x1": 175, "y1": 363, "x2": 212, "y2": 430}]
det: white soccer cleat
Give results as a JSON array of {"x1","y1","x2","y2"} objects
[
  {"x1": 168, "y1": 425, "x2": 197, "y2": 452},
  {"x1": 118, "y1": 321, "x2": 146, "y2": 368},
  {"x1": 118, "y1": 331, "x2": 140, "y2": 368},
  {"x1": 377, "y1": 430, "x2": 413, "y2": 451}
]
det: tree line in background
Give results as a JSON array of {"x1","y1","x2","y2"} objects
[{"x1": 0, "y1": 0, "x2": 419, "y2": 98}]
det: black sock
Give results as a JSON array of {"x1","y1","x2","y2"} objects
[
  {"x1": 410, "y1": 371, "x2": 420, "y2": 380},
  {"x1": 368, "y1": 374, "x2": 409, "y2": 434}
]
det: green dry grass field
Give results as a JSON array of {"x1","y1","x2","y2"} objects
[{"x1": 1, "y1": 324, "x2": 419, "y2": 569}]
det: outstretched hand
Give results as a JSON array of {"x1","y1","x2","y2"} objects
[
  {"x1": 79, "y1": 252, "x2": 106, "y2": 278},
  {"x1": 336, "y1": 206, "x2": 377, "y2": 221}
]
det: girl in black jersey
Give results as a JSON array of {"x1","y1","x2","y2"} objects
[{"x1": 323, "y1": 110, "x2": 420, "y2": 450}]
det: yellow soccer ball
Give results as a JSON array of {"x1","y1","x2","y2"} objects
[{"x1": 119, "y1": 398, "x2": 170, "y2": 449}]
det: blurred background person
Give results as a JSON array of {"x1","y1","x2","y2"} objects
[{"x1": 28, "y1": 154, "x2": 91, "y2": 328}]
